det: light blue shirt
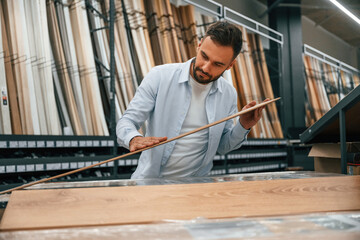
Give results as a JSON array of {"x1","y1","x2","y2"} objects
[{"x1": 116, "y1": 58, "x2": 249, "y2": 179}]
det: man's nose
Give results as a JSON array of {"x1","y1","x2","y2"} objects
[{"x1": 202, "y1": 61, "x2": 211, "y2": 74}]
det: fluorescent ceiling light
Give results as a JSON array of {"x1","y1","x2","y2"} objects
[{"x1": 328, "y1": 0, "x2": 360, "y2": 25}]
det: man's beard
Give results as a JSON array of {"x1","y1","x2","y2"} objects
[{"x1": 192, "y1": 58, "x2": 226, "y2": 84}]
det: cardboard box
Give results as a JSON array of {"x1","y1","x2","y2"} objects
[
  {"x1": 348, "y1": 164, "x2": 360, "y2": 175},
  {"x1": 308, "y1": 143, "x2": 360, "y2": 174}
]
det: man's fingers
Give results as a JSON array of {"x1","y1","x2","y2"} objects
[
  {"x1": 242, "y1": 100, "x2": 256, "y2": 110},
  {"x1": 254, "y1": 108, "x2": 259, "y2": 119},
  {"x1": 159, "y1": 136, "x2": 168, "y2": 141},
  {"x1": 130, "y1": 136, "x2": 168, "y2": 152}
]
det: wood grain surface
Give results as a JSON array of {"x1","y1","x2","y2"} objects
[{"x1": 1, "y1": 175, "x2": 360, "y2": 231}]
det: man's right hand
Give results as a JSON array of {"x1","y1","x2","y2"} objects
[{"x1": 129, "y1": 136, "x2": 168, "y2": 152}]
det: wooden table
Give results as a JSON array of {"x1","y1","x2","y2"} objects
[{"x1": 0, "y1": 173, "x2": 359, "y2": 233}]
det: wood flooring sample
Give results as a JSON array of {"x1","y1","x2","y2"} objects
[{"x1": 1, "y1": 176, "x2": 360, "y2": 231}]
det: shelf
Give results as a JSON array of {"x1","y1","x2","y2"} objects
[
  {"x1": 0, "y1": 135, "x2": 115, "y2": 149},
  {"x1": 243, "y1": 138, "x2": 287, "y2": 146},
  {"x1": 0, "y1": 155, "x2": 115, "y2": 174},
  {"x1": 227, "y1": 161, "x2": 288, "y2": 174}
]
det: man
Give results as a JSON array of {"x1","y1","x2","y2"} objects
[{"x1": 116, "y1": 21, "x2": 267, "y2": 179}]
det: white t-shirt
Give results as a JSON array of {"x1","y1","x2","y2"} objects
[{"x1": 162, "y1": 75, "x2": 213, "y2": 177}]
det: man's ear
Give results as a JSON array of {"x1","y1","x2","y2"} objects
[
  {"x1": 226, "y1": 59, "x2": 236, "y2": 70},
  {"x1": 197, "y1": 38, "x2": 203, "y2": 51}
]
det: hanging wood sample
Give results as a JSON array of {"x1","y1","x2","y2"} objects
[
  {"x1": 0, "y1": 2, "x2": 11, "y2": 134},
  {"x1": 1, "y1": 175, "x2": 360, "y2": 231},
  {"x1": 303, "y1": 54, "x2": 359, "y2": 126},
  {"x1": 0, "y1": 1, "x2": 21, "y2": 134}
]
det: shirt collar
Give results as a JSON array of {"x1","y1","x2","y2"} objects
[{"x1": 179, "y1": 57, "x2": 223, "y2": 94}]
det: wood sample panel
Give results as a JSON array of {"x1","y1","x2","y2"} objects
[{"x1": 1, "y1": 176, "x2": 360, "y2": 231}]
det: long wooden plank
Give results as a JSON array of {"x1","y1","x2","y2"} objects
[
  {"x1": 165, "y1": 0, "x2": 182, "y2": 62},
  {"x1": 144, "y1": 0, "x2": 164, "y2": 65},
  {"x1": 6, "y1": 0, "x2": 34, "y2": 134},
  {"x1": 171, "y1": 4, "x2": 188, "y2": 61},
  {"x1": 124, "y1": 0, "x2": 151, "y2": 75},
  {"x1": 0, "y1": 1, "x2": 21, "y2": 134},
  {"x1": 36, "y1": 0, "x2": 62, "y2": 135},
  {"x1": 304, "y1": 55, "x2": 322, "y2": 121},
  {"x1": 70, "y1": 0, "x2": 109, "y2": 135},
  {"x1": 247, "y1": 33, "x2": 273, "y2": 138},
  {"x1": 24, "y1": 1, "x2": 48, "y2": 135},
  {"x1": 254, "y1": 34, "x2": 283, "y2": 138},
  {"x1": 1, "y1": 175, "x2": 359, "y2": 231},
  {"x1": 154, "y1": 0, "x2": 172, "y2": 63},
  {"x1": 55, "y1": 1, "x2": 85, "y2": 134},
  {"x1": 0, "y1": 2, "x2": 11, "y2": 134},
  {"x1": 48, "y1": 1, "x2": 78, "y2": 135},
  {"x1": 61, "y1": 0, "x2": 88, "y2": 134}
]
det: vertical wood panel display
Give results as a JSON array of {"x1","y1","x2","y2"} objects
[
  {"x1": 303, "y1": 55, "x2": 360, "y2": 126},
  {"x1": 1, "y1": 0, "x2": 283, "y2": 139},
  {"x1": 230, "y1": 27, "x2": 283, "y2": 138},
  {"x1": 0, "y1": 0, "x2": 114, "y2": 136}
]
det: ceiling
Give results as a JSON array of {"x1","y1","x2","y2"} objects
[{"x1": 257, "y1": 0, "x2": 360, "y2": 47}]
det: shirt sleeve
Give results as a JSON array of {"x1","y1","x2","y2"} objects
[
  {"x1": 216, "y1": 91, "x2": 250, "y2": 155},
  {"x1": 116, "y1": 68, "x2": 160, "y2": 149}
]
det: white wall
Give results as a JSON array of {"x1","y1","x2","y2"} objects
[{"x1": 302, "y1": 16, "x2": 359, "y2": 69}]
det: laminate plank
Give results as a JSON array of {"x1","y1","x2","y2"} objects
[
  {"x1": 56, "y1": 1, "x2": 86, "y2": 134},
  {"x1": 0, "y1": 2, "x2": 11, "y2": 134},
  {"x1": 24, "y1": 1, "x2": 48, "y2": 135},
  {"x1": 254, "y1": 35, "x2": 283, "y2": 138},
  {"x1": 144, "y1": 0, "x2": 165, "y2": 65},
  {"x1": 164, "y1": 0, "x2": 182, "y2": 62},
  {"x1": 0, "y1": 0, "x2": 22, "y2": 134},
  {"x1": 247, "y1": 33, "x2": 272, "y2": 138},
  {"x1": 70, "y1": 0, "x2": 109, "y2": 135},
  {"x1": 37, "y1": 0, "x2": 62, "y2": 135},
  {"x1": 1, "y1": 176, "x2": 359, "y2": 231},
  {"x1": 325, "y1": 63, "x2": 339, "y2": 107},
  {"x1": 154, "y1": 0, "x2": 172, "y2": 63},
  {"x1": 17, "y1": 0, "x2": 41, "y2": 134},
  {"x1": 304, "y1": 55, "x2": 323, "y2": 121},
  {"x1": 48, "y1": 1, "x2": 79, "y2": 135},
  {"x1": 6, "y1": 0, "x2": 33, "y2": 134},
  {"x1": 171, "y1": 4, "x2": 189, "y2": 61}
]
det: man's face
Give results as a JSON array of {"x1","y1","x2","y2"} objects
[{"x1": 191, "y1": 36, "x2": 235, "y2": 84}]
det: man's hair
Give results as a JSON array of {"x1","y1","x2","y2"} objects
[{"x1": 204, "y1": 21, "x2": 243, "y2": 59}]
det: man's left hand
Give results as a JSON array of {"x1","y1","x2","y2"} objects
[{"x1": 239, "y1": 98, "x2": 270, "y2": 130}]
